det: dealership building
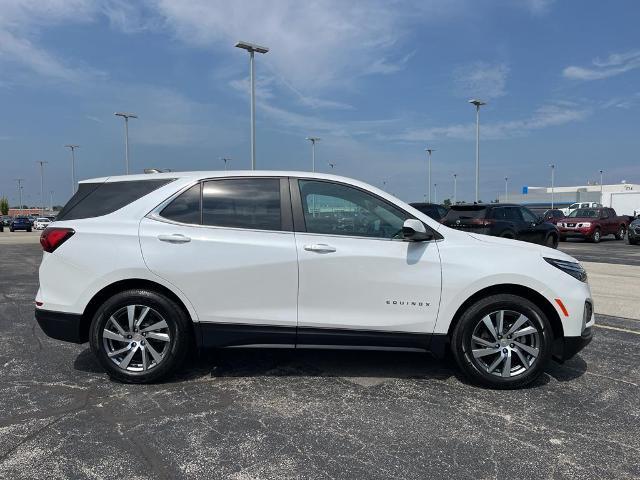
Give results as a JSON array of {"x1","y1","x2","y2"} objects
[{"x1": 499, "y1": 182, "x2": 640, "y2": 216}]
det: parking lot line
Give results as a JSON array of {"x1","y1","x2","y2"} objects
[{"x1": 593, "y1": 324, "x2": 640, "y2": 335}]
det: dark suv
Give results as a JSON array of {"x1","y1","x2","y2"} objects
[
  {"x1": 10, "y1": 216, "x2": 32, "y2": 232},
  {"x1": 442, "y1": 204, "x2": 559, "y2": 248},
  {"x1": 409, "y1": 202, "x2": 449, "y2": 221}
]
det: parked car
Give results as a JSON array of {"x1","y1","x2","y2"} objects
[
  {"x1": 409, "y1": 202, "x2": 449, "y2": 221},
  {"x1": 557, "y1": 207, "x2": 628, "y2": 243},
  {"x1": 36, "y1": 172, "x2": 593, "y2": 389},
  {"x1": 2, "y1": 215, "x2": 12, "y2": 227},
  {"x1": 0, "y1": 218, "x2": 3, "y2": 232},
  {"x1": 34, "y1": 218, "x2": 52, "y2": 230},
  {"x1": 441, "y1": 204, "x2": 560, "y2": 248},
  {"x1": 561, "y1": 202, "x2": 602, "y2": 216},
  {"x1": 10, "y1": 216, "x2": 32, "y2": 232},
  {"x1": 541, "y1": 209, "x2": 565, "y2": 225},
  {"x1": 627, "y1": 217, "x2": 640, "y2": 245}
]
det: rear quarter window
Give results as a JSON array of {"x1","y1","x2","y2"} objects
[{"x1": 57, "y1": 179, "x2": 174, "y2": 221}]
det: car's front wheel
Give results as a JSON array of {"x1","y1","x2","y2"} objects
[
  {"x1": 451, "y1": 294, "x2": 553, "y2": 389},
  {"x1": 615, "y1": 226, "x2": 626, "y2": 240},
  {"x1": 591, "y1": 228, "x2": 601, "y2": 243},
  {"x1": 89, "y1": 289, "x2": 192, "y2": 384},
  {"x1": 545, "y1": 233, "x2": 558, "y2": 249}
]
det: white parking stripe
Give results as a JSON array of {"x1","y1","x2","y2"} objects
[{"x1": 594, "y1": 324, "x2": 640, "y2": 335}]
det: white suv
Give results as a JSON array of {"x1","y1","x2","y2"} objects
[{"x1": 36, "y1": 172, "x2": 594, "y2": 388}]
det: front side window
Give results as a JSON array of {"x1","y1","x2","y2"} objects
[
  {"x1": 202, "y1": 178, "x2": 281, "y2": 230},
  {"x1": 298, "y1": 180, "x2": 409, "y2": 239},
  {"x1": 505, "y1": 207, "x2": 523, "y2": 221},
  {"x1": 520, "y1": 208, "x2": 538, "y2": 223}
]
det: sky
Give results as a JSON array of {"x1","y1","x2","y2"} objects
[{"x1": 1, "y1": 0, "x2": 639, "y2": 208}]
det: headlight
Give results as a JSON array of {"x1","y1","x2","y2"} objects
[
  {"x1": 578, "y1": 222, "x2": 591, "y2": 227},
  {"x1": 544, "y1": 257, "x2": 588, "y2": 282}
]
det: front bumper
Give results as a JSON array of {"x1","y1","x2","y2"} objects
[
  {"x1": 554, "y1": 327, "x2": 593, "y2": 362},
  {"x1": 558, "y1": 227, "x2": 594, "y2": 238},
  {"x1": 35, "y1": 308, "x2": 85, "y2": 343}
]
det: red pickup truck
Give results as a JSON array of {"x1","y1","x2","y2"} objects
[{"x1": 558, "y1": 207, "x2": 629, "y2": 243}]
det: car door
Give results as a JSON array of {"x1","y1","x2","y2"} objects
[
  {"x1": 291, "y1": 178, "x2": 442, "y2": 341},
  {"x1": 139, "y1": 177, "x2": 299, "y2": 343},
  {"x1": 519, "y1": 207, "x2": 545, "y2": 243},
  {"x1": 598, "y1": 208, "x2": 611, "y2": 234}
]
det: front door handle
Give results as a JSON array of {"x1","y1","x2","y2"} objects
[
  {"x1": 158, "y1": 234, "x2": 191, "y2": 244},
  {"x1": 304, "y1": 243, "x2": 336, "y2": 253}
]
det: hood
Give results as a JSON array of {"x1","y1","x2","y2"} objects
[
  {"x1": 561, "y1": 217, "x2": 598, "y2": 222},
  {"x1": 465, "y1": 231, "x2": 578, "y2": 263}
]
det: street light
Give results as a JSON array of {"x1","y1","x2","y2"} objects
[
  {"x1": 15, "y1": 179, "x2": 24, "y2": 216},
  {"x1": 235, "y1": 41, "x2": 269, "y2": 170},
  {"x1": 599, "y1": 169, "x2": 604, "y2": 203},
  {"x1": 114, "y1": 112, "x2": 138, "y2": 174},
  {"x1": 221, "y1": 157, "x2": 232, "y2": 171},
  {"x1": 425, "y1": 148, "x2": 435, "y2": 203},
  {"x1": 37, "y1": 161, "x2": 48, "y2": 216},
  {"x1": 453, "y1": 174, "x2": 457, "y2": 205},
  {"x1": 306, "y1": 137, "x2": 321, "y2": 172},
  {"x1": 468, "y1": 99, "x2": 486, "y2": 203},
  {"x1": 549, "y1": 164, "x2": 556, "y2": 209},
  {"x1": 504, "y1": 176, "x2": 508, "y2": 203},
  {"x1": 64, "y1": 145, "x2": 79, "y2": 195},
  {"x1": 434, "y1": 183, "x2": 438, "y2": 204},
  {"x1": 49, "y1": 190, "x2": 54, "y2": 213}
]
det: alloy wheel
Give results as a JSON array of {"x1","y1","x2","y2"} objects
[
  {"x1": 470, "y1": 310, "x2": 541, "y2": 378},
  {"x1": 102, "y1": 305, "x2": 171, "y2": 372}
]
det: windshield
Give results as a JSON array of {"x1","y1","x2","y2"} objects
[
  {"x1": 444, "y1": 206, "x2": 487, "y2": 220},
  {"x1": 568, "y1": 209, "x2": 598, "y2": 218}
]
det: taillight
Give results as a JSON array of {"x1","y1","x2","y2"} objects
[{"x1": 40, "y1": 227, "x2": 75, "y2": 253}]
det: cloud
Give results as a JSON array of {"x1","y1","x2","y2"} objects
[
  {"x1": 386, "y1": 102, "x2": 590, "y2": 142},
  {"x1": 563, "y1": 50, "x2": 640, "y2": 81},
  {"x1": 522, "y1": 0, "x2": 555, "y2": 15},
  {"x1": 453, "y1": 62, "x2": 510, "y2": 99}
]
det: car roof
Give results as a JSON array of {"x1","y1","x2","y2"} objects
[{"x1": 450, "y1": 203, "x2": 521, "y2": 209}]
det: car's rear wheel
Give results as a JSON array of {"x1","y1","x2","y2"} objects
[
  {"x1": 615, "y1": 226, "x2": 626, "y2": 240},
  {"x1": 545, "y1": 234, "x2": 558, "y2": 249},
  {"x1": 89, "y1": 289, "x2": 191, "y2": 384},
  {"x1": 591, "y1": 228, "x2": 601, "y2": 243},
  {"x1": 500, "y1": 231, "x2": 515, "y2": 239},
  {"x1": 451, "y1": 294, "x2": 553, "y2": 389}
]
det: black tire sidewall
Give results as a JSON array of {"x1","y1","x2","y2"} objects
[
  {"x1": 89, "y1": 289, "x2": 191, "y2": 383},
  {"x1": 452, "y1": 294, "x2": 553, "y2": 389}
]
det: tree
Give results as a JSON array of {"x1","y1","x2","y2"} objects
[
  {"x1": 443, "y1": 198, "x2": 452, "y2": 207},
  {"x1": 0, "y1": 196, "x2": 8, "y2": 215}
]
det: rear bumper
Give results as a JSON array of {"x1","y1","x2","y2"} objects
[
  {"x1": 35, "y1": 308, "x2": 85, "y2": 343},
  {"x1": 554, "y1": 328, "x2": 593, "y2": 362}
]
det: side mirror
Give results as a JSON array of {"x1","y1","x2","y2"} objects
[{"x1": 402, "y1": 219, "x2": 433, "y2": 241}]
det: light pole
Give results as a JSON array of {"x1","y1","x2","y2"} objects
[
  {"x1": 504, "y1": 176, "x2": 508, "y2": 203},
  {"x1": 235, "y1": 41, "x2": 269, "y2": 170},
  {"x1": 37, "y1": 161, "x2": 48, "y2": 216},
  {"x1": 599, "y1": 169, "x2": 604, "y2": 203},
  {"x1": 114, "y1": 112, "x2": 137, "y2": 174},
  {"x1": 453, "y1": 174, "x2": 457, "y2": 205},
  {"x1": 306, "y1": 137, "x2": 321, "y2": 172},
  {"x1": 15, "y1": 179, "x2": 24, "y2": 216},
  {"x1": 221, "y1": 157, "x2": 232, "y2": 171},
  {"x1": 469, "y1": 99, "x2": 486, "y2": 203},
  {"x1": 434, "y1": 183, "x2": 438, "y2": 204},
  {"x1": 549, "y1": 164, "x2": 556, "y2": 209},
  {"x1": 64, "y1": 145, "x2": 79, "y2": 194},
  {"x1": 425, "y1": 148, "x2": 435, "y2": 203},
  {"x1": 49, "y1": 190, "x2": 54, "y2": 213}
]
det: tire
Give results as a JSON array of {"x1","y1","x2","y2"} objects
[
  {"x1": 451, "y1": 294, "x2": 553, "y2": 389},
  {"x1": 628, "y1": 236, "x2": 637, "y2": 245},
  {"x1": 9, "y1": 228, "x2": 14, "y2": 232},
  {"x1": 27, "y1": 228, "x2": 32, "y2": 232},
  {"x1": 545, "y1": 234, "x2": 558, "y2": 249},
  {"x1": 559, "y1": 236, "x2": 566, "y2": 242},
  {"x1": 590, "y1": 228, "x2": 601, "y2": 243},
  {"x1": 499, "y1": 231, "x2": 515, "y2": 239},
  {"x1": 89, "y1": 289, "x2": 192, "y2": 384},
  {"x1": 615, "y1": 226, "x2": 626, "y2": 240}
]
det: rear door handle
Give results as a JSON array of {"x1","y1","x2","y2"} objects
[
  {"x1": 158, "y1": 234, "x2": 191, "y2": 244},
  {"x1": 303, "y1": 243, "x2": 336, "y2": 253}
]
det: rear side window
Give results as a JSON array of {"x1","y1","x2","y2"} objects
[
  {"x1": 202, "y1": 178, "x2": 281, "y2": 230},
  {"x1": 161, "y1": 183, "x2": 201, "y2": 224},
  {"x1": 57, "y1": 179, "x2": 173, "y2": 221}
]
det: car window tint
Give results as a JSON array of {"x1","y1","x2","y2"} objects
[
  {"x1": 160, "y1": 183, "x2": 201, "y2": 224},
  {"x1": 520, "y1": 208, "x2": 538, "y2": 223},
  {"x1": 298, "y1": 180, "x2": 409, "y2": 239},
  {"x1": 490, "y1": 208, "x2": 506, "y2": 220},
  {"x1": 505, "y1": 207, "x2": 522, "y2": 221},
  {"x1": 57, "y1": 179, "x2": 174, "y2": 221},
  {"x1": 437, "y1": 206, "x2": 448, "y2": 218},
  {"x1": 445, "y1": 207, "x2": 487, "y2": 220},
  {"x1": 202, "y1": 178, "x2": 281, "y2": 230}
]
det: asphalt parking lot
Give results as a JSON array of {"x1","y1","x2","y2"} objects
[{"x1": 1, "y1": 237, "x2": 639, "y2": 479}]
